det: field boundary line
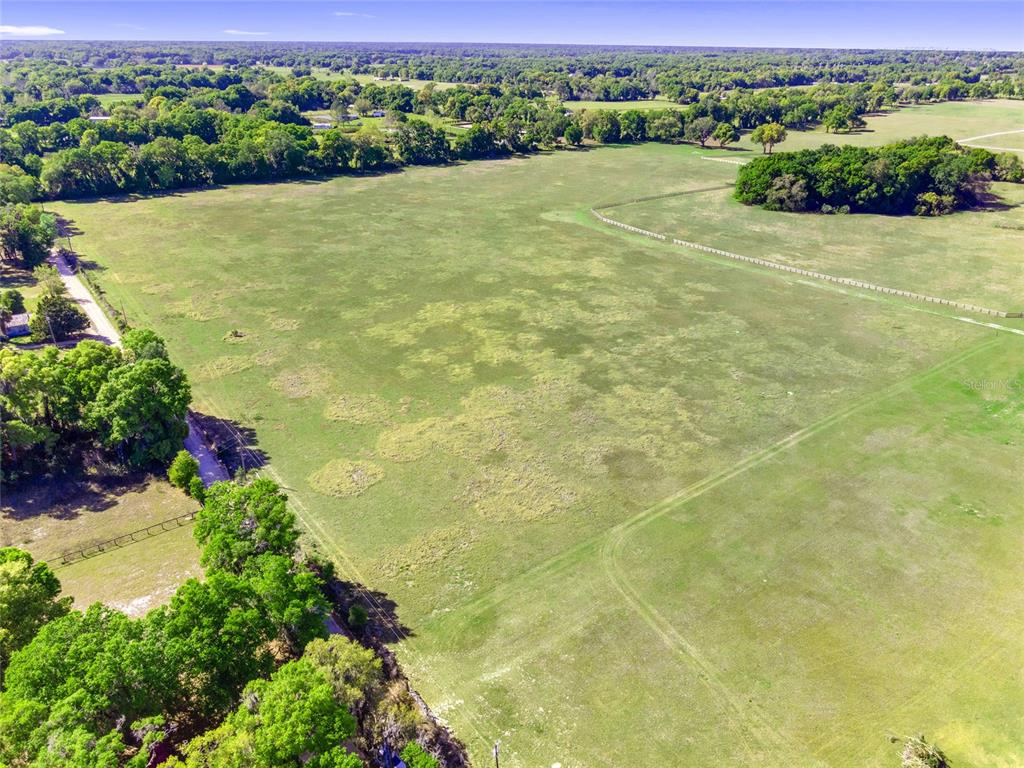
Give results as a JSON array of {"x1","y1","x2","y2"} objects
[
  {"x1": 699, "y1": 155, "x2": 749, "y2": 165},
  {"x1": 53, "y1": 510, "x2": 198, "y2": 568},
  {"x1": 596, "y1": 336, "x2": 1001, "y2": 756},
  {"x1": 956, "y1": 127, "x2": 1024, "y2": 143},
  {"x1": 589, "y1": 208, "x2": 1023, "y2": 318},
  {"x1": 591, "y1": 183, "x2": 733, "y2": 211}
]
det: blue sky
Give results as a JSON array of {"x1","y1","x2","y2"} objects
[{"x1": 1, "y1": 1, "x2": 1022, "y2": 50}]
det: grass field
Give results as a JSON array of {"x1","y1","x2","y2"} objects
[
  {"x1": 349, "y1": 72, "x2": 461, "y2": 91},
  {"x1": 48, "y1": 100, "x2": 1024, "y2": 767},
  {"x1": 0, "y1": 475, "x2": 201, "y2": 615},
  {"x1": 779, "y1": 99, "x2": 1024, "y2": 154},
  {"x1": 562, "y1": 98, "x2": 682, "y2": 112},
  {"x1": 610, "y1": 180, "x2": 1024, "y2": 311}
]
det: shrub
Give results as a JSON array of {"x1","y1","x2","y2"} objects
[
  {"x1": 901, "y1": 736, "x2": 949, "y2": 768},
  {"x1": 168, "y1": 450, "x2": 200, "y2": 491},
  {"x1": 914, "y1": 191, "x2": 955, "y2": 216},
  {"x1": 401, "y1": 742, "x2": 441, "y2": 768}
]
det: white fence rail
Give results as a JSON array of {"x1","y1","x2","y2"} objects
[{"x1": 591, "y1": 209, "x2": 1022, "y2": 319}]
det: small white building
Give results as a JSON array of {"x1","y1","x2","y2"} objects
[{"x1": 5, "y1": 312, "x2": 30, "y2": 337}]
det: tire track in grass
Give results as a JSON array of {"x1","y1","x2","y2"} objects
[
  {"x1": 595, "y1": 337, "x2": 1002, "y2": 758},
  {"x1": 436, "y1": 336, "x2": 999, "y2": 757}
]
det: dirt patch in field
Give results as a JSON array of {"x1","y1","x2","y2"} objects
[
  {"x1": 196, "y1": 349, "x2": 280, "y2": 381},
  {"x1": 267, "y1": 316, "x2": 301, "y2": 332},
  {"x1": 271, "y1": 365, "x2": 332, "y2": 399},
  {"x1": 308, "y1": 459, "x2": 385, "y2": 497},
  {"x1": 196, "y1": 354, "x2": 255, "y2": 381}
]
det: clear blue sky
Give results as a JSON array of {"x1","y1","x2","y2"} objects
[{"x1": 2, "y1": 1, "x2": 1022, "y2": 50}]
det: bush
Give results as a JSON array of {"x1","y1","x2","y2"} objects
[
  {"x1": 401, "y1": 742, "x2": 441, "y2": 768},
  {"x1": 914, "y1": 191, "x2": 955, "y2": 216},
  {"x1": 901, "y1": 736, "x2": 949, "y2": 768},
  {"x1": 168, "y1": 450, "x2": 200, "y2": 491}
]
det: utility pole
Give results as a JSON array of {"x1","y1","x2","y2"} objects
[
  {"x1": 493, "y1": 740, "x2": 500, "y2": 768},
  {"x1": 45, "y1": 313, "x2": 57, "y2": 345}
]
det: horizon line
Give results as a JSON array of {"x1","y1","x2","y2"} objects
[{"x1": 1, "y1": 39, "x2": 1021, "y2": 53}]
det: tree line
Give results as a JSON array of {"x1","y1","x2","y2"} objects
[
  {"x1": 0, "y1": 45, "x2": 1018, "y2": 204},
  {"x1": 734, "y1": 136, "x2": 1024, "y2": 215},
  {"x1": 4, "y1": 41, "x2": 1022, "y2": 102},
  {"x1": 0, "y1": 476, "x2": 444, "y2": 768}
]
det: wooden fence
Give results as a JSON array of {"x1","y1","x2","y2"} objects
[{"x1": 591, "y1": 209, "x2": 1023, "y2": 319}]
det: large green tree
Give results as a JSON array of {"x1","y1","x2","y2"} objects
[
  {"x1": 0, "y1": 548, "x2": 71, "y2": 685},
  {"x1": 0, "y1": 203, "x2": 55, "y2": 268},
  {"x1": 194, "y1": 479, "x2": 300, "y2": 574},
  {"x1": 750, "y1": 121, "x2": 787, "y2": 154},
  {"x1": 88, "y1": 357, "x2": 191, "y2": 467},
  {"x1": 29, "y1": 293, "x2": 89, "y2": 342},
  {"x1": 173, "y1": 658, "x2": 360, "y2": 768}
]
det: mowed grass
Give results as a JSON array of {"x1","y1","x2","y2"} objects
[
  {"x1": 348, "y1": 72, "x2": 461, "y2": 91},
  {"x1": 49, "y1": 110, "x2": 1024, "y2": 766},
  {"x1": 1, "y1": 476, "x2": 201, "y2": 616}
]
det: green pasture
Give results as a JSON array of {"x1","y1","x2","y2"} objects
[
  {"x1": 563, "y1": 98, "x2": 682, "y2": 112},
  {"x1": 610, "y1": 180, "x2": 1024, "y2": 311},
  {"x1": 48, "y1": 101, "x2": 1024, "y2": 767},
  {"x1": 349, "y1": 72, "x2": 461, "y2": 91},
  {"x1": 778, "y1": 99, "x2": 1024, "y2": 153}
]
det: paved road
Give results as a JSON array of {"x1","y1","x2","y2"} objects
[
  {"x1": 52, "y1": 250, "x2": 121, "y2": 347},
  {"x1": 52, "y1": 250, "x2": 230, "y2": 486}
]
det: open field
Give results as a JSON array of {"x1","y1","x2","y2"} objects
[
  {"x1": 610, "y1": 179, "x2": 1024, "y2": 311},
  {"x1": 1, "y1": 475, "x2": 201, "y2": 615},
  {"x1": 48, "y1": 100, "x2": 1024, "y2": 766},
  {"x1": 779, "y1": 99, "x2": 1024, "y2": 154},
  {"x1": 349, "y1": 72, "x2": 461, "y2": 90},
  {"x1": 562, "y1": 98, "x2": 682, "y2": 112}
]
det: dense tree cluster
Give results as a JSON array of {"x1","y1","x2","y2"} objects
[
  {"x1": 0, "y1": 203, "x2": 54, "y2": 267},
  {"x1": 0, "y1": 329, "x2": 190, "y2": 480},
  {"x1": 0, "y1": 43, "x2": 1019, "y2": 201},
  {"x1": 3, "y1": 41, "x2": 1022, "y2": 101},
  {"x1": 735, "y1": 136, "x2": 1024, "y2": 215},
  {"x1": 0, "y1": 477, "x2": 443, "y2": 768}
]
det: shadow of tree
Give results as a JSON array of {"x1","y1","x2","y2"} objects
[
  {"x1": 1, "y1": 470, "x2": 152, "y2": 523},
  {"x1": 331, "y1": 579, "x2": 414, "y2": 643},
  {"x1": 191, "y1": 413, "x2": 269, "y2": 476}
]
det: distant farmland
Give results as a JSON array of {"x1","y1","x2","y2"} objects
[{"x1": 52, "y1": 102, "x2": 1024, "y2": 767}]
